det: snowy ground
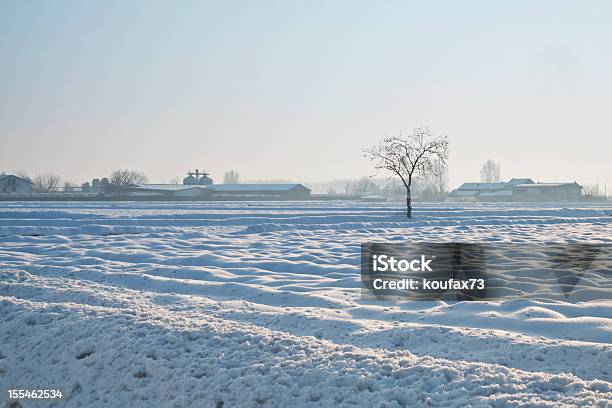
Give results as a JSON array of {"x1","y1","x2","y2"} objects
[{"x1": 1, "y1": 201, "x2": 611, "y2": 407}]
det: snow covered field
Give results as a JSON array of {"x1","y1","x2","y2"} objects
[{"x1": 1, "y1": 201, "x2": 611, "y2": 407}]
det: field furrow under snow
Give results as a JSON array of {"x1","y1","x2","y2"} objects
[{"x1": 1, "y1": 201, "x2": 611, "y2": 407}]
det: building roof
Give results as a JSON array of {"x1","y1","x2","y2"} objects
[
  {"x1": 133, "y1": 183, "x2": 310, "y2": 194},
  {"x1": 135, "y1": 184, "x2": 190, "y2": 191},
  {"x1": 456, "y1": 182, "x2": 506, "y2": 191},
  {"x1": 206, "y1": 184, "x2": 309, "y2": 192},
  {"x1": 0, "y1": 174, "x2": 33, "y2": 184},
  {"x1": 513, "y1": 182, "x2": 581, "y2": 188},
  {"x1": 505, "y1": 178, "x2": 534, "y2": 186}
]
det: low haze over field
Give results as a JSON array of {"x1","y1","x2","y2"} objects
[{"x1": 1, "y1": 1, "x2": 610, "y2": 188}]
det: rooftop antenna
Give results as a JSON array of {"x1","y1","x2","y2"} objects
[{"x1": 195, "y1": 169, "x2": 200, "y2": 179}]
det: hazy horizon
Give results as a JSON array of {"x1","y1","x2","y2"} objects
[{"x1": 1, "y1": 1, "x2": 611, "y2": 190}]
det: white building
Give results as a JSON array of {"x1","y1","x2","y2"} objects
[{"x1": 0, "y1": 174, "x2": 33, "y2": 194}]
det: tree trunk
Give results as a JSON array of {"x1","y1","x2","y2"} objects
[{"x1": 406, "y1": 187, "x2": 412, "y2": 219}]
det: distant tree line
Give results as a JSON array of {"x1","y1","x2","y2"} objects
[
  {"x1": 330, "y1": 170, "x2": 449, "y2": 202},
  {"x1": 33, "y1": 174, "x2": 61, "y2": 193},
  {"x1": 583, "y1": 183, "x2": 608, "y2": 200}
]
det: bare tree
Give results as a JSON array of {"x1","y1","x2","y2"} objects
[
  {"x1": 110, "y1": 169, "x2": 148, "y2": 194},
  {"x1": 583, "y1": 183, "x2": 607, "y2": 200},
  {"x1": 480, "y1": 160, "x2": 501, "y2": 183},
  {"x1": 223, "y1": 170, "x2": 240, "y2": 184},
  {"x1": 169, "y1": 177, "x2": 181, "y2": 185},
  {"x1": 348, "y1": 176, "x2": 379, "y2": 195},
  {"x1": 33, "y1": 174, "x2": 61, "y2": 193},
  {"x1": 420, "y1": 159, "x2": 449, "y2": 201},
  {"x1": 433, "y1": 159, "x2": 449, "y2": 198},
  {"x1": 364, "y1": 128, "x2": 449, "y2": 218},
  {"x1": 63, "y1": 182, "x2": 77, "y2": 192}
]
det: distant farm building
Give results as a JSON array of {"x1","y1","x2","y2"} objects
[
  {"x1": 132, "y1": 183, "x2": 311, "y2": 200},
  {"x1": 512, "y1": 183, "x2": 583, "y2": 201},
  {"x1": 0, "y1": 174, "x2": 33, "y2": 194},
  {"x1": 206, "y1": 184, "x2": 311, "y2": 199},
  {"x1": 130, "y1": 170, "x2": 311, "y2": 200},
  {"x1": 449, "y1": 178, "x2": 582, "y2": 202}
]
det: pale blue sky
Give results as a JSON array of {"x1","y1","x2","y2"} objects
[{"x1": 1, "y1": 1, "x2": 610, "y2": 189}]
